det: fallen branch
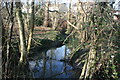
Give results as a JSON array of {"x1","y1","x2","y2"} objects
[{"x1": 67, "y1": 20, "x2": 79, "y2": 30}]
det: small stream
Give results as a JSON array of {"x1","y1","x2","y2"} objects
[{"x1": 29, "y1": 45, "x2": 79, "y2": 78}]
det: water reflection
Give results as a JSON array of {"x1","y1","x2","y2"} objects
[
  {"x1": 29, "y1": 45, "x2": 76, "y2": 78},
  {"x1": 46, "y1": 45, "x2": 71, "y2": 60}
]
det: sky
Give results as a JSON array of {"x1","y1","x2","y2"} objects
[
  {"x1": 51, "y1": 0, "x2": 78, "y2": 3},
  {"x1": 21, "y1": 0, "x2": 88, "y2": 4},
  {"x1": 21, "y1": 0, "x2": 79, "y2": 7},
  {"x1": 4, "y1": 0, "x2": 115, "y2": 3},
  {"x1": 21, "y1": 0, "x2": 114, "y2": 4}
]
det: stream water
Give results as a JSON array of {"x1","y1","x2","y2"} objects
[{"x1": 29, "y1": 45, "x2": 79, "y2": 78}]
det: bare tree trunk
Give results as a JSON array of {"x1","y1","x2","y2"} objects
[
  {"x1": 53, "y1": 0, "x2": 58, "y2": 29},
  {"x1": 6, "y1": 2, "x2": 14, "y2": 76},
  {"x1": 43, "y1": 1, "x2": 49, "y2": 27},
  {"x1": 27, "y1": 1, "x2": 35, "y2": 54},
  {"x1": 24, "y1": 2, "x2": 30, "y2": 43},
  {"x1": 16, "y1": 2, "x2": 27, "y2": 64},
  {"x1": 0, "y1": 3, "x2": 3, "y2": 79},
  {"x1": 0, "y1": 3, "x2": 8, "y2": 78},
  {"x1": 53, "y1": 12, "x2": 58, "y2": 29},
  {"x1": 25, "y1": 1, "x2": 29, "y2": 32},
  {"x1": 66, "y1": 0, "x2": 72, "y2": 34},
  {"x1": 80, "y1": 32, "x2": 97, "y2": 79}
]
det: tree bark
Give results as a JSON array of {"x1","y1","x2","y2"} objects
[
  {"x1": 80, "y1": 32, "x2": 97, "y2": 79},
  {"x1": 15, "y1": 2, "x2": 27, "y2": 64},
  {"x1": 53, "y1": 0, "x2": 58, "y2": 29},
  {"x1": 6, "y1": 2, "x2": 14, "y2": 76},
  {"x1": 27, "y1": 1, "x2": 35, "y2": 54},
  {"x1": 43, "y1": 1, "x2": 49, "y2": 27},
  {"x1": 66, "y1": 0, "x2": 72, "y2": 34},
  {"x1": 0, "y1": 3, "x2": 7, "y2": 78},
  {"x1": 0, "y1": 3, "x2": 3, "y2": 79},
  {"x1": 23, "y1": 2, "x2": 30, "y2": 43}
]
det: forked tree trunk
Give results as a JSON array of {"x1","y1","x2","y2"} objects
[
  {"x1": 27, "y1": 1, "x2": 35, "y2": 54},
  {"x1": 16, "y1": 2, "x2": 27, "y2": 64}
]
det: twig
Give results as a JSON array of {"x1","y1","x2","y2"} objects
[
  {"x1": 63, "y1": 31, "x2": 74, "y2": 44},
  {"x1": 32, "y1": 38, "x2": 42, "y2": 45}
]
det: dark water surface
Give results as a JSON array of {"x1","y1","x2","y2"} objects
[{"x1": 29, "y1": 45, "x2": 78, "y2": 78}]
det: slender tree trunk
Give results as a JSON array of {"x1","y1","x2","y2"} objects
[
  {"x1": 24, "y1": 2, "x2": 30, "y2": 43},
  {"x1": 6, "y1": 2, "x2": 14, "y2": 76},
  {"x1": 53, "y1": 0, "x2": 58, "y2": 29},
  {"x1": 16, "y1": 2, "x2": 27, "y2": 64},
  {"x1": 27, "y1": 1, "x2": 35, "y2": 54},
  {"x1": 66, "y1": 0, "x2": 72, "y2": 34},
  {"x1": 80, "y1": 32, "x2": 97, "y2": 79},
  {"x1": 43, "y1": 1, "x2": 49, "y2": 27},
  {"x1": 0, "y1": 3, "x2": 3, "y2": 79},
  {"x1": 0, "y1": 3, "x2": 7, "y2": 78},
  {"x1": 25, "y1": 2, "x2": 29, "y2": 33},
  {"x1": 53, "y1": 12, "x2": 58, "y2": 29}
]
